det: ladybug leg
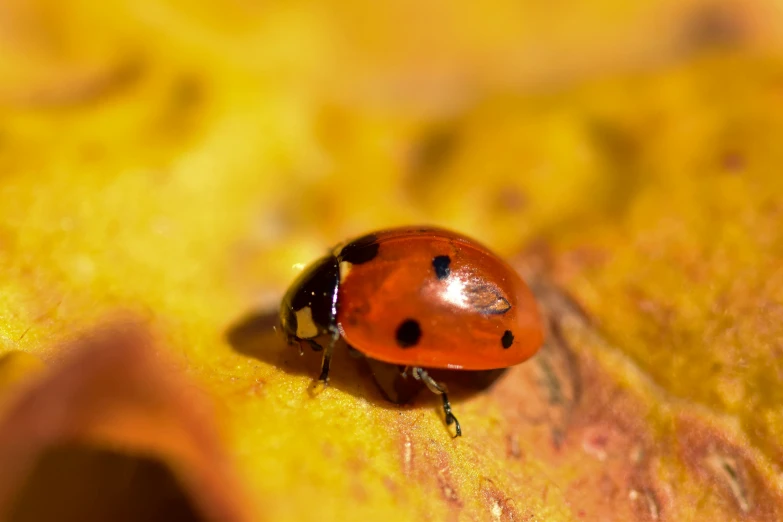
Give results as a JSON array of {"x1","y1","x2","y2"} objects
[
  {"x1": 412, "y1": 367, "x2": 462, "y2": 438},
  {"x1": 317, "y1": 327, "x2": 340, "y2": 385},
  {"x1": 440, "y1": 394, "x2": 461, "y2": 438},
  {"x1": 306, "y1": 340, "x2": 323, "y2": 352}
]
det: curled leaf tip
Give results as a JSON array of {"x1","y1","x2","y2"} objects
[{"x1": 0, "y1": 321, "x2": 251, "y2": 522}]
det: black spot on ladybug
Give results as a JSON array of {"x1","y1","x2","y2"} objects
[
  {"x1": 501, "y1": 330, "x2": 514, "y2": 349},
  {"x1": 432, "y1": 255, "x2": 451, "y2": 280},
  {"x1": 396, "y1": 319, "x2": 422, "y2": 348},
  {"x1": 339, "y1": 234, "x2": 379, "y2": 264}
]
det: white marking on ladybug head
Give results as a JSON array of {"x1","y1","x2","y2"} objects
[
  {"x1": 295, "y1": 306, "x2": 318, "y2": 339},
  {"x1": 339, "y1": 260, "x2": 353, "y2": 283}
]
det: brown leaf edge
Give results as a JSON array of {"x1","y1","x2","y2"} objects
[{"x1": 0, "y1": 320, "x2": 251, "y2": 522}]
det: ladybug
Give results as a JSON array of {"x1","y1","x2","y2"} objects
[{"x1": 279, "y1": 226, "x2": 544, "y2": 437}]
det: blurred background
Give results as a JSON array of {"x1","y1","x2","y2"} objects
[{"x1": 1, "y1": 1, "x2": 782, "y2": 521}]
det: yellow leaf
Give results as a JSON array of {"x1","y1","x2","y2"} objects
[{"x1": 1, "y1": 1, "x2": 782, "y2": 521}]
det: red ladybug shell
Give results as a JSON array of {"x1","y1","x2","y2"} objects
[{"x1": 335, "y1": 227, "x2": 543, "y2": 370}]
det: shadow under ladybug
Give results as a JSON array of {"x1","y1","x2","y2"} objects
[{"x1": 225, "y1": 309, "x2": 506, "y2": 433}]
